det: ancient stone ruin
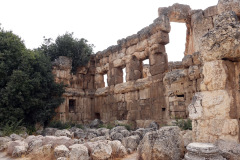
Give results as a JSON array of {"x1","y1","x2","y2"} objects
[{"x1": 53, "y1": 0, "x2": 240, "y2": 144}]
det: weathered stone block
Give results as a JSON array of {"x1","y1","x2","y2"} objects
[
  {"x1": 149, "y1": 44, "x2": 166, "y2": 55},
  {"x1": 137, "y1": 27, "x2": 151, "y2": 41},
  {"x1": 189, "y1": 90, "x2": 232, "y2": 120},
  {"x1": 170, "y1": 111, "x2": 186, "y2": 119},
  {"x1": 139, "y1": 88, "x2": 150, "y2": 100},
  {"x1": 170, "y1": 83, "x2": 185, "y2": 95},
  {"x1": 204, "y1": 5, "x2": 218, "y2": 17},
  {"x1": 127, "y1": 110, "x2": 140, "y2": 120},
  {"x1": 149, "y1": 15, "x2": 171, "y2": 33},
  {"x1": 163, "y1": 69, "x2": 188, "y2": 85},
  {"x1": 192, "y1": 52, "x2": 201, "y2": 65},
  {"x1": 125, "y1": 91, "x2": 139, "y2": 102},
  {"x1": 113, "y1": 59, "x2": 124, "y2": 68},
  {"x1": 114, "y1": 94, "x2": 125, "y2": 102},
  {"x1": 217, "y1": 0, "x2": 240, "y2": 16},
  {"x1": 96, "y1": 63, "x2": 109, "y2": 74},
  {"x1": 126, "y1": 45, "x2": 137, "y2": 55},
  {"x1": 201, "y1": 12, "x2": 240, "y2": 62},
  {"x1": 140, "y1": 109, "x2": 151, "y2": 119},
  {"x1": 202, "y1": 60, "x2": 227, "y2": 91},
  {"x1": 133, "y1": 51, "x2": 148, "y2": 61},
  {"x1": 150, "y1": 64, "x2": 168, "y2": 76},
  {"x1": 148, "y1": 32, "x2": 169, "y2": 46},
  {"x1": 192, "y1": 119, "x2": 239, "y2": 143},
  {"x1": 188, "y1": 65, "x2": 200, "y2": 80},
  {"x1": 168, "y1": 3, "x2": 191, "y2": 22},
  {"x1": 149, "y1": 52, "x2": 167, "y2": 66},
  {"x1": 158, "y1": 7, "x2": 169, "y2": 17},
  {"x1": 136, "y1": 39, "x2": 148, "y2": 52},
  {"x1": 191, "y1": 11, "x2": 214, "y2": 53},
  {"x1": 127, "y1": 100, "x2": 139, "y2": 110},
  {"x1": 182, "y1": 55, "x2": 193, "y2": 67},
  {"x1": 170, "y1": 105, "x2": 186, "y2": 112},
  {"x1": 125, "y1": 34, "x2": 139, "y2": 47},
  {"x1": 168, "y1": 61, "x2": 183, "y2": 71}
]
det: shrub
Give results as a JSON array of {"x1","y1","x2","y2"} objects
[
  {"x1": 116, "y1": 123, "x2": 132, "y2": 131},
  {"x1": 0, "y1": 120, "x2": 24, "y2": 136},
  {"x1": 98, "y1": 123, "x2": 114, "y2": 130},
  {"x1": 174, "y1": 119, "x2": 192, "y2": 130}
]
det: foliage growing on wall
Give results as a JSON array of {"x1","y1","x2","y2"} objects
[
  {"x1": 39, "y1": 32, "x2": 94, "y2": 74},
  {"x1": 0, "y1": 27, "x2": 65, "y2": 128}
]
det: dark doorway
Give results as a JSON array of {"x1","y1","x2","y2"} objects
[
  {"x1": 69, "y1": 99, "x2": 76, "y2": 112},
  {"x1": 95, "y1": 113, "x2": 100, "y2": 119}
]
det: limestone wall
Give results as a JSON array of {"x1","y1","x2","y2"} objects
[
  {"x1": 52, "y1": 56, "x2": 96, "y2": 124},
  {"x1": 91, "y1": 15, "x2": 171, "y2": 127},
  {"x1": 189, "y1": 10, "x2": 240, "y2": 143},
  {"x1": 53, "y1": 0, "x2": 240, "y2": 143},
  {"x1": 51, "y1": 3, "x2": 211, "y2": 127}
]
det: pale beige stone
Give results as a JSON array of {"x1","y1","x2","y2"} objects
[
  {"x1": 168, "y1": 3, "x2": 191, "y2": 22},
  {"x1": 136, "y1": 39, "x2": 148, "y2": 52},
  {"x1": 113, "y1": 59, "x2": 124, "y2": 68},
  {"x1": 189, "y1": 90, "x2": 231, "y2": 120},
  {"x1": 133, "y1": 51, "x2": 148, "y2": 61},
  {"x1": 202, "y1": 61, "x2": 227, "y2": 91},
  {"x1": 217, "y1": 0, "x2": 240, "y2": 16},
  {"x1": 188, "y1": 65, "x2": 200, "y2": 80},
  {"x1": 114, "y1": 94, "x2": 125, "y2": 102},
  {"x1": 148, "y1": 32, "x2": 169, "y2": 47},
  {"x1": 126, "y1": 45, "x2": 137, "y2": 55},
  {"x1": 95, "y1": 87, "x2": 109, "y2": 96},
  {"x1": 139, "y1": 88, "x2": 150, "y2": 100},
  {"x1": 96, "y1": 63, "x2": 109, "y2": 74},
  {"x1": 193, "y1": 119, "x2": 239, "y2": 143},
  {"x1": 122, "y1": 55, "x2": 132, "y2": 64}
]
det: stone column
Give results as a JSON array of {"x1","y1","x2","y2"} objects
[{"x1": 185, "y1": 143, "x2": 225, "y2": 160}]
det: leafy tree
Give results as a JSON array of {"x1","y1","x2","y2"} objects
[
  {"x1": 0, "y1": 27, "x2": 65, "y2": 127},
  {"x1": 40, "y1": 32, "x2": 94, "y2": 74}
]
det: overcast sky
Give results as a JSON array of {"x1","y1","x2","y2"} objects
[{"x1": 0, "y1": 0, "x2": 218, "y2": 61}]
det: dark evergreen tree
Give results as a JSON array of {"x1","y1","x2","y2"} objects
[
  {"x1": 0, "y1": 28, "x2": 65, "y2": 127},
  {"x1": 40, "y1": 32, "x2": 94, "y2": 74}
]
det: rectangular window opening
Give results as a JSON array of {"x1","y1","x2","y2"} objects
[
  {"x1": 122, "y1": 67, "x2": 126, "y2": 83},
  {"x1": 142, "y1": 59, "x2": 151, "y2": 78},
  {"x1": 103, "y1": 74, "x2": 108, "y2": 87},
  {"x1": 69, "y1": 99, "x2": 76, "y2": 112},
  {"x1": 166, "y1": 22, "x2": 187, "y2": 62},
  {"x1": 239, "y1": 74, "x2": 240, "y2": 90},
  {"x1": 177, "y1": 95, "x2": 184, "y2": 98}
]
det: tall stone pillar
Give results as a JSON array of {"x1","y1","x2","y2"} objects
[{"x1": 188, "y1": 11, "x2": 240, "y2": 143}]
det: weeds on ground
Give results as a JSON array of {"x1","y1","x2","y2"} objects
[
  {"x1": 116, "y1": 123, "x2": 132, "y2": 131},
  {"x1": 98, "y1": 123, "x2": 114, "y2": 130},
  {"x1": 0, "y1": 120, "x2": 24, "y2": 136},
  {"x1": 48, "y1": 121, "x2": 83, "y2": 129},
  {"x1": 174, "y1": 118, "x2": 192, "y2": 130}
]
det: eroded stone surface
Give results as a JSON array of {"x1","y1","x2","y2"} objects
[
  {"x1": 185, "y1": 143, "x2": 225, "y2": 160},
  {"x1": 51, "y1": 0, "x2": 240, "y2": 146}
]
